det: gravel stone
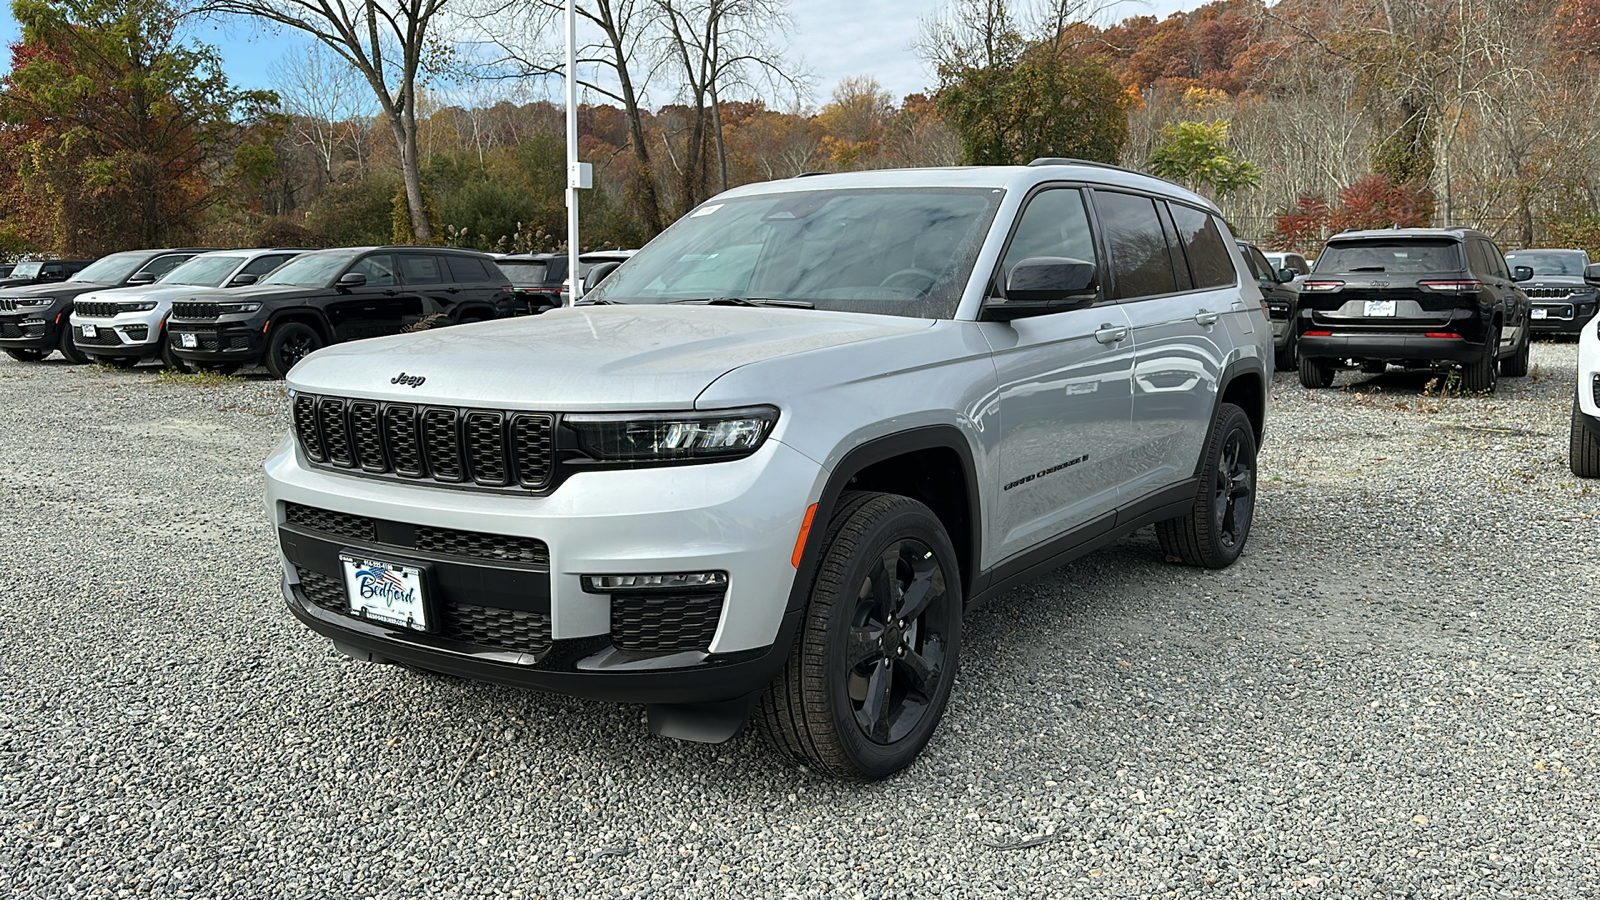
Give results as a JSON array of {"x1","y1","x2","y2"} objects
[{"x1": 1, "y1": 346, "x2": 1597, "y2": 898}]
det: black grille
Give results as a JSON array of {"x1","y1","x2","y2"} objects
[
  {"x1": 0, "y1": 299, "x2": 21, "y2": 312},
  {"x1": 125, "y1": 325, "x2": 149, "y2": 341},
  {"x1": 284, "y1": 503, "x2": 376, "y2": 542},
  {"x1": 77, "y1": 330, "x2": 123, "y2": 347},
  {"x1": 415, "y1": 526, "x2": 549, "y2": 566},
  {"x1": 611, "y1": 592, "x2": 725, "y2": 652},
  {"x1": 295, "y1": 393, "x2": 555, "y2": 493},
  {"x1": 172, "y1": 301, "x2": 220, "y2": 319},
  {"x1": 0, "y1": 322, "x2": 22, "y2": 338},
  {"x1": 293, "y1": 566, "x2": 551, "y2": 654},
  {"x1": 1526, "y1": 287, "x2": 1579, "y2": 299},
  {"x1": 74, "y1": 301, "x2": 119, "y2": 318}
]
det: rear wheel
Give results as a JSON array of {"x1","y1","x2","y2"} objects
[
  {"x1": 4, "y1": 349, "x2": 47, "y2": 362},
  {"x1": 1298, "y1": 356, "x2": 1335, "y2": 388},
  {"x1": 56, "y1": 326, "x2": 88, "y2": 364},
  {"x1": 757, "y1": 492, "x2": 963, "y2": 780},
  {"x1": 1157, "y1": 402, "x2": 1257, "y2": 569},
  {"x1": 1572, "y1": 396, "x2": 1600, "y2": 478},
  {"x1": 265, "y1": 322, "x2": 323, "y2": 379},
  {"x1": 1460, "y1": 329, "x2": 1498, "y2": 393},
  {"x1": 1500, "y1": 329, "x2": 1530, "y2": 377}
]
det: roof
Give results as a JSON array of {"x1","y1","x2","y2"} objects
[{"x1": 1328, "y1": 227, "x2": 1486, "y2": 242}]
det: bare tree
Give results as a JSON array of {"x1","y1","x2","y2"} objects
[
  {"x1": 269, "y1": 43, "x2": 374, "y2": 185},
  {"x1": 203, "y1": 0, "x2": 449, "y2": 241}
]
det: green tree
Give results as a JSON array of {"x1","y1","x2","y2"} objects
[
  {"x1": 1146, "y1": 120, "x2": 1262, "y2": 199},
  {"x1": 936, "y1": 51, "x2": 1127, "y2": 166},
  {"x1": 0, "y1": 0, "x2": 276, "y2": 254}
]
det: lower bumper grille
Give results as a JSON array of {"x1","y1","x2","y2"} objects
[
  {"x1": 611, "y1": 591, "x2": 725, "y2": 652},
  {"x1": 294, "y1": 567, "x2": 552, "y2": 654},
  {"x1": 77, "y1": 330, "x2": 124, "y2": 346}
]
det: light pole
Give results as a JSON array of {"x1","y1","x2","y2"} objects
[{"x1": 564, "y1": 0, "x2": 591, "y2": 303}]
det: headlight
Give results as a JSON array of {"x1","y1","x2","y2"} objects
[
  {"x1": 219, "y1": 302, "x2": 262, "y2": 314},
  {"x1": 12, "y1": 297, "x2": 53, "y2": 308},
  {"x1": 120, "y1": 301, "x2": 158, "y2": 312},
  {"x1": 565, "y1": 406, "x2": 778, "y2": 462}
]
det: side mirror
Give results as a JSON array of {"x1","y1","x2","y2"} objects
[
  {"x1": 583, "y1": 261, "x2": 623, "y2": 292},
  {"x1": 1584, "y1": 263, "x2": 1600, "y2": 285},
  {"x1": 125, "y1": 272, "x2": 156, "y2": 286},
  {"x1": 229, "y1": 273, "x2": 260, "y2": 286},
  {"x1": 337, "y1": 272, "x2": 368, "y2": 288},
  {"x1": 1512, "y1": 265, "x2": 1534, "y2": 283},
  {"x1": 984, "y1": 257, "x2": 1098, "y2": 321},
  {"x1": 1276, "y1": 267, "x2": 1298, "y2": 284}
]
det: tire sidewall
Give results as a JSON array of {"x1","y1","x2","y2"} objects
[
  {"x1": 267, "y1": 322, "x2": 322, "y2": 379},
  {"x1": 1204, "y1": 404, "x2": 1258, "y2": 567}
]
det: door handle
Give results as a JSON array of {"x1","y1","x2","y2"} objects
[
  {"x1": 1095, "y1": 324, "x2": 1129, "y2": 344},
  {"x1": 1194, "y1": 309, "x2": 1220, "y2": 326}
]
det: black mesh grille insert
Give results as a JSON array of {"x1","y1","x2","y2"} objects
[
  {"x1": 318, "y1": 398, "x2": 353, "y2": 467},
  {"x1": 511, "y1": 414, "x2": 554, "y2": 488},
  {"x1": 422, "y1": 408, "x2": 463, "y2": 481},
  {"x1": 347, "y1": 401, "x2": 385, "y2": 471},
  {"x1": 383, "y1": 405, "x2": 424, "y2": 477},
  {"x1": 611, "y1": 592, "x2": 725, "y2": 652},
  {"x1": 77, "y1": 331, "x2": 123, "y2": 346},
  {"x1": 125, "y1": 325, "x2": 149, "y2": 341},
  {"x1": 296, "y1": 569, "x2": 347, "y2": 613},
  {"x1": 439, "y1": 604, "x2": 551, "y2": 653},
  {"x1": 74, "y1": 301, "x2": 118, "y2": 318},
  {"x1": 0, "y1": 322, "x2": 21, "y2": 338},
  {"x1": 284, "y1": 503, "x2": 376, "y2": 542},
  {"x1": 172, "y1": 301, "x2": 219, "y2": 319},
  {"x1": 465, "y1": 412, "x2": 507, "y2": 485},
  {"x1": 292, "y1": 395, "x2": 324, "y2": 462},
  {"x1": 415, "y1": 526, "x2": 549, "y2": 566}
]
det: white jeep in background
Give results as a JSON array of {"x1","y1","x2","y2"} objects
[{"x1": 265, "y1": 161, "x2": 1273, "y2": 779}]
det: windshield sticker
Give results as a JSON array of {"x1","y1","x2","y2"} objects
[{"x1": 690, "y1": 204, "x2": 723, "y2": 218}]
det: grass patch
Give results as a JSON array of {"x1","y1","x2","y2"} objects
[{"x1": 151, "y1": 368, "x2": 243, "y2": 387}]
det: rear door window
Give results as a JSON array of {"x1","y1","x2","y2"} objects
[
  {"x1": 1094, "y1": 191, "x2": 1180, "y2": 299},
  {"x1": 400, "y1": 254, "x2": 445, "y2": 284},
  {"x1": 445, "y1": 255, "x2": 493, "y2": 284}
]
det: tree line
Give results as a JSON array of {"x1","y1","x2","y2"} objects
[{"x1": 6, "y1": 0, "x2": 1600, "y2": 260}]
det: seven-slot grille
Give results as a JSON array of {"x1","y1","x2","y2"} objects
[
  {"x1": 74, "y1": 301, "x2": 119, "y2": 318},
  {"x1": 293, "y1": 393, "x2": 553, "y2": 490},
  {"x1": 0, "y1": 299, "x2": 26, "y2": 312},
  {"x1": 1525, "y1": 287, "x2": 1583, "y2": 300},
  {"x1": 171, "y1": 301, "x2": 220, "y2": 319}
]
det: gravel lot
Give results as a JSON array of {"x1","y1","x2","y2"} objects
[{"x1": 2, "y1": 342, "x2": 1597, "y2": 899}]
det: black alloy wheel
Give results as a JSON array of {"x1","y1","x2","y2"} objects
[
  {"x1": 266, "y1": 322, "x2": 323, "y2": 379},
  {"x1": 4, "y1": 348, "x2": 47, "y2": 362},
  {"x1": 758, "y1": 492, "x2": 963, "y2": 780},
  {"x1": 1157, "y1": 402, "x2": 1258, "y2": 569}
]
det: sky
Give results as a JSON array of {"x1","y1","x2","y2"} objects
[{"x1": 1, "y1": 0, "x2": 1202, "y2": 108}]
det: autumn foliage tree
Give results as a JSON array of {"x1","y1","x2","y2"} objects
[{"x1": 0, "y1": 0, "x2": 275, "y2": 254}]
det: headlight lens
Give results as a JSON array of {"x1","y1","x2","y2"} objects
[
  {"x1": 566, "y1": 406, "x2": 778, "y2": 462},
  {"x1": 219, "y1": 302, "x2": 262, "y2": 314},
  {"x1": 120, "y1": 301, "x2": 158, "y2": 312},
  {"x1": 13, "y1": 297, "x2": 53, "y2": 308}
]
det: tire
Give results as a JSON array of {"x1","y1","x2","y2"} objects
[
  {"x1": 4, "y1": 349, "x2": 47, "y2": 362},
  {"x1": 158, "y1": 334, "x2": 191, "y2": 373},
  {"x1": 756, "y1": 492, "x2": 963, "y2": 780},
  {"x1": 56, "y1": 326, "x2": 88, "y2": 364},
  {"x1": 1500, "y1": 329, "x2": 1530, "y2": 377},
  {"x1": 265, "y1": 322, "x2": 323, "y2": 379},
  {"x1": 1572, "y1": 396, "x2": 1600, "y2": 478},
  {"x1": 1298, "y1": 355, "x2": 1334, "y2": 388},
  {"x1": 1274, "y1": 330, "x2": 1295, "y2": 371},
  {"x1": 1156, "y1": 402, "x2": 1258, "y2": 569},
  {"x1": 1460, "y1": 329, "x2": 1498, "y2": 393}
]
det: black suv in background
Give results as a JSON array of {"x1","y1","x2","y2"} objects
[
  {"x1": 0, "y1": 258, "x2": 92, "y2": 288},
  {"x1": 0, "y1": 249, "x2": 208, "y2": 363},
  {"x1": 1238, "y1": 239, "x2": 1300, "y2": 369},
  {"x1": 1503, "y1": 248, "x2": 1598, "y2": 336},
  {"x1": 495, "y1": 252, "x2": 567, "y2": 314},
  {"x1": 1296, "y1": 228, "x2": 1532, "y2": 392},
  {"x1": 167, "y1": 246, "x2": 514, "y2": 377}
]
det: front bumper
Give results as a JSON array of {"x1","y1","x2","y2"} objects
[
  {"x1": 265, "y1": 435, "x2": 825, "y2": 703},
  {"x1": 167, "y1": 322, "x2": 265, "y2": 364},
  {"x1": 1298, "y1": 331, "x2": 1489, "y2": 364},
  {"x1": 1528, "y1": 300, "x2": 1598, "y2": 334},
  {"x1": 71, "y1": 314, "x2": 162, "y2": 355},
  {"x1": 0, "y1": 311, "x2": 60, "y2": 349}
]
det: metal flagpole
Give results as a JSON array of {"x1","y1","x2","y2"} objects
[{"x1": 565, "y1": 0, "x2": 582, "y2": 303}]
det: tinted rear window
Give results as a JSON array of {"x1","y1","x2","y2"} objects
[
  {"x1": 445, "y1": 255, "x2": 493, "y2": 283},
  {"x1": 497, "y1": 261, "x2": 548, "y2": 285},
  {"x1": 1316, "y1": 240, "x2": 1463, "y2": 274},
  {"x1": 1096, "y1": 191, "x2": 1179, "y2": 298},
  {"x1": 1169, "y1": 203, "x2": 1236, "y2": 289}
]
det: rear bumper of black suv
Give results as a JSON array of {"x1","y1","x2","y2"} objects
[{"x1": 1298, "y1": 331, "x2": 1490, "y2": 364}]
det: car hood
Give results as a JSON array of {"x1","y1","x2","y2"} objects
[
  {"x1": 77, "y1": 284, "x2": 201, "y2": 305},
  {"x1": 1521, "y1": 276, "x2": 1591, "y2": 288},
  {"x1": 0, "y1": 281, "x2": 112, "y2": 301},
  {"x1": 287, "y1": 304, "x2": 936, "y2": 409},
  {"x1": 173, "y1": 284, "x2": 323, "y2": 304}
]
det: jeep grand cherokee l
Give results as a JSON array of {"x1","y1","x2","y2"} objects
[
  {"x1": 265, "y1": 162, "x2": 1272, "y2": 778},
  {"x1": 1296, "y1": 228, "x2": 1532, "y2": 391},
  {"x1": 1504, "y1": 248, "x2": 1598, "y2": 336},
  {"x1": 0, "y1": 249, "x2": 209, "y2": 363},
  {"x1": 167, "y1": 246, "x2": 513, "y2": 377}
]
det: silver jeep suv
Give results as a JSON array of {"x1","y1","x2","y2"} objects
[{"x1": 265, "y1": 161, "x2": 1272, "y2": 778}]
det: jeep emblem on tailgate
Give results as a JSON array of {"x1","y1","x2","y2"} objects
[{"x1": 391, "y1": 372, "x2": 426, "y2": 388}]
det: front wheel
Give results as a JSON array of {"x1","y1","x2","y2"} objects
[
  {"x1": 1572, "y1": 396, "x2": 1600, "y2": 478},
  {"x1": 265, "y1": 322, "x2": 323, "y2": 379},
  {"x1": 757, "y1": 492, "x2": 963, "y2": 780},
  {"x1": 56, "y1": 326, "x2": 88, "y2": 364},
  {"x1": 1157, "y1": 402, "x2": 1258, "y2": 569},
  {"x1": 159, "y1": 334, "x2": 191, "y2": 373}
]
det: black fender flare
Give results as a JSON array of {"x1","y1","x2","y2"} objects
[{"x1": 266, "y1": 308, "x2": 334, "y2": 343}]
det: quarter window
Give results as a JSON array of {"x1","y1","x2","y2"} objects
[
  {"x1": 1169, "y1": 204, "x2": 1238, "y2": 289},
  {"x1": 446, "y1": 255, "x2": 493, "y2": 283},
  {"x1": 1095, "y1": 191, "x2": 1179, "y2": 299}
]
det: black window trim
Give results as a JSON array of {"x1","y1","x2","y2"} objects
[
  {"x1": 1086, "y1": 188, "x2": 1239, "y2": 305},
  {"x1": 985, "y1": 180, "x2": 1118, "y2": 312}
]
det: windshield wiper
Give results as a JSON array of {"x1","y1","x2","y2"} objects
[{"x1": 671, "y1": 296, "x2": 815, "y2": 308}]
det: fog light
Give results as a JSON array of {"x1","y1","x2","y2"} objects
[{"x1": 582, "y1": 571, "x2": 729, "y2": 593}]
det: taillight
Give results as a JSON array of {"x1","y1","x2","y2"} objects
[
  {"x1": 1302, "y1": 280, "x2": 1345, "y2": 292},
  {"x1": 1302, "y1": 330, "x2": 1333, "y2": 336},
  {"x1": 1424, "y1": 332, "x2": 1462, "y2": 339},
  {"x1": 1419, "y1": 280, "x2": 1482, "y2": 293}
]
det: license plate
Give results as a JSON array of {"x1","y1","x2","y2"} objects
[
  {"x1": 1364, "y1": 300, "x2": 1397, "y2": 317},
  {"x1": 340, "y1": 553, "x2": 430, "y2": 630},
  {"x1": 177, "y1": 332, "x2": 197, "y2": 348},
  {"x1": 80, "y1": 324, "x2": 97, "y2": 338},
  {"x1": 1532, "y1": 308, "x2": 1548, "y2": 320}
]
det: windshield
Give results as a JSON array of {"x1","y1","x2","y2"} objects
[
  {"x1": 262, "y1": 250, "x2": 359, "y2": 287},
  {"x1": 160, "y1": 255, "x2": 247, "y2": 287},
  {"x1": 70, "y1": 252, "x2": 149, "y2": 284},
  {"x1": 1314, "y1": 240, "x2": 1462, "y2": 274},
  {"x1": 10, "y1": 261, "x2": 43, "y2": 278},
  {"x1": 1505, "y1": 250, "x2": 1586, "y2": 276},
  {"x1": 585, "y1": 187, "x2": 1002, "y2": 318},
  {"x1": 498, "y1": 261, "x2": 549, "y2": 286}
]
